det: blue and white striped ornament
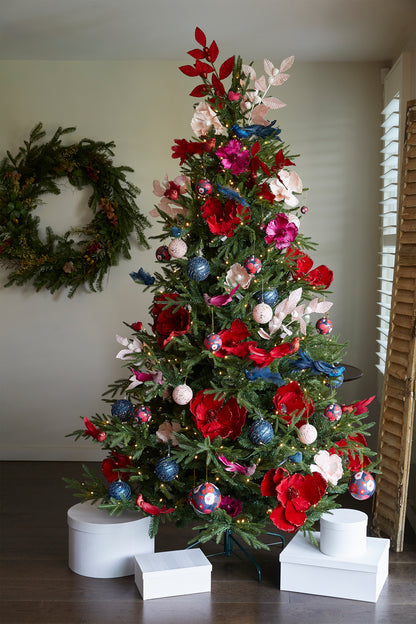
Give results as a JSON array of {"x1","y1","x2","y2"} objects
[
  {"x1": 186, "y1": 257, "x2": 210, "y2": 281},
  {"x1": 249, "y1": 419, "x2": 274, "y2": 445},
  {"x1": 107, "y1": 480, "x2": 131, "y2": 501},
  {"x1": 154, "y1": 457, "x2": 179, "y2": 482},
  {"x1": 254, "y1": 288, "x2": 279, "y2": 306}
]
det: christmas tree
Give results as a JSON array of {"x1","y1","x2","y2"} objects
[{"x1": 66, "y1": 28, "x2": 378, "y2": 548}]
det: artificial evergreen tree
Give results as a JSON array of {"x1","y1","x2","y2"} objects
[{"x1": 66, "y1": 28, "x2": 377, "y2": 549}]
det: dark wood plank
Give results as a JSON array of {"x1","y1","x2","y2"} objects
[{"x1": 1, "y1": 461, "x2": 415, "y2": 624}]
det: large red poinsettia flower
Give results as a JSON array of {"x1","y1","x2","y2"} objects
[
  {"x1": 201, "y1": 196, "x2": 250, "y2": 238},
  {"x1": 261, "y1": 467, "x2": 327, "y2": 532},
  {"x1": 214, "y1": 319, "x2": 257, "y2": 359},
  {"x1": 329, "y1": 433, "x2": 371, "y2": 472},
  {"x1": 273, "y1": 380, "x2": 314, "y2": 426},
  {"x1": 152, "y1": 293, "x2": 190, "y2": 349},
  {"x1": 285, "y1": 247, "x2": 333, "y2": 289},
  {"x1": 190, "y1": 390, "x2": 247, "y2": 442},
  {"x1": 102, "y1": 452, "x2": 132, "y2": 483}
]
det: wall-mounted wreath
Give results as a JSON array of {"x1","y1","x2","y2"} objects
[{"x1": 0, "y1": 123, "x2": 150, "y2": 296}]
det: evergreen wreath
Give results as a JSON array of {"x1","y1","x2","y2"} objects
[{"x1": 0, "y1": 123, "x2": 150, "y2": 296}]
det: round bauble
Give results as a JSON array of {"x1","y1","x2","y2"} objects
[
  {"x1": 172, "y1": 384, "x2": 193, "y2": 405},
  {"x1": 316, "y1": 317, "x2": 333, "y2": 335},
  {"x1": 154, "y1": 457, "x2": 179, "y2": 482},
  {"x1": 156, "y1": 245, "x2": 171, "y2": 261},
  {"x1": 298, "y1": 423, "x2": 318, "y2": 445},
  {"x1": 253, "y1": 303, "x2": 273, "y2": 324},
  {"x1": 107, "y1": 480, "x2": 131, "y2": 501},
  {"x1": 323, "y1": 403, "x2": 342, "y2": 423},
  {"x1": 254, "y1": 288, "x2": 278, "y2": 306},
  {"x1": 204, "y1": 332, "x2": 223, "y2": 352},
  {"x1": 195, "y1": 178, "x2": 213, "y2": 196},
  {"x1": 189, "y1": 482, "x2": 221, "y2": 514},
  {"x1": 186, "y1": 257, "x2": 210, "y2": 281},
  {"x1": 348, "y1": 471, "x2": 376, "y2": 501},
  {"x1": 244, "y1": 255, "x2": 262, "y2": 275},
  {"x1": 111, "y1": 399, "x2": 134, "y2": 422},
  {"x1": 168, "y1": 238, "x2": 188, "y2": 259},
  {"x1": 249, "y1": 419, "x2": 274, "y2": 445},
  {"x1": 170, "y1": 226, "x2": 182, "y2": 237},
  {"x1": 133, "y1": 405, "x2": 152, "y2": 424},
  {"x1": 300, "y1": 205, "x2": 309, "y2": 214}
]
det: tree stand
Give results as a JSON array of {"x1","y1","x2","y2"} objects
[{"x1": 187, "y1": 529, "x2": 285, "y2": 582}]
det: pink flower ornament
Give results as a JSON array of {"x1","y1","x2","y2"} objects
[
  {"x1": 264, "y1": 213, "x2": 298, "y2": 250},
  {"x1": 215, "y1": 140, "x2": 251, "y2": 175},
  {"x1": 191, "y1": 101, "x2": 226, "y2": 137},
  {"x1": 310, "y1": 450, "x2": 343, "y2": 486},
  {"x1": 269, "y1": 171, "x2": 303, "y2": 207}
]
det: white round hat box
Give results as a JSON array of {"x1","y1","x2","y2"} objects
[
  {"x1": 68, "y1": 501, "x2": 154, "y2": 578},
  {"x1": 320, "y1": 508, "x2": 368, "y2": 558}
]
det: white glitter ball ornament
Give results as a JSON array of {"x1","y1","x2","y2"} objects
[
  {"x1": 298, "y1": 424, "x2": 318, "y2": 445},
  {"x1": 172, "y1": 384, "x2": 193, "y2": 405},
  {"x1": 252, "y1": 303, "x2": 273, "y2": 324},
  {"x1": 168, "y1": 239, "x2": 188, "y2": 259}
]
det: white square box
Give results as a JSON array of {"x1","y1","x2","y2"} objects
[
  {"x1": 67, "y1": 501, "x2": 154, "y2": 578},
  {"x1": 134, "y1": 548, "x2": 212, "y2": 600},
  {"x1": 280, "y1": 531, "x2": 389, "y2": 602}
]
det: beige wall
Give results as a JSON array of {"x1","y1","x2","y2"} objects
[{"x1": 0, "y1": 59, "x2": 382, "y2": 460}]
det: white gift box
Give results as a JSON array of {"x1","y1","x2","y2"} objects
[
  {"x1": 134, "y1": 548, "x2": 212, "y2": 600},
  {"x1": 320, "y1": 508, "x2": 368, "y2": 558},
  {"x1": 280, "y1": 531, "x2": 389, "y2": 602},
  {"x1": 67, "y1": 501, "x2": 154, "y2": 578}
]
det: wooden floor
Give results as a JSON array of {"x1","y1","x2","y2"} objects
[{"x1": 1, "y1": 462, "x2": 415, "y2": 624}]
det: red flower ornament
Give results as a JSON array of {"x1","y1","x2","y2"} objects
[
  {"x1": 214, "y1": 319, "x2": 257, "y2": 359},
  {"x1": 329, "y1": 433, "x2": 371, "y2": 472},
  {"x1": 152, "y1": 293, "x2": 190, "y2": 348},
  {"x1": 190, "y1": 390, "x2": 247, "y2": 442},
  {"x1": 285, "y1": 247, "x2": 333, "y2": 290},
  {"x1": 273, "y1": 380, "x2": 314, "y2": 426},
  {"x1": 201, "y1": 197, "x2": 250, "y2": 238},
  {"x1": 261, "y1": 467, "x2": 327, "y2": 532},
  {"x1": 102, "y1": 452, "x2": 132, "y2": 483}
]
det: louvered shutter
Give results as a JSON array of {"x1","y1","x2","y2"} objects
[{"x1": 372, "y1": 100, "x2": 416, "y2": 552}]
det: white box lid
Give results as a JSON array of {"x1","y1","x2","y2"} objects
[
  {"x1": 280, "y1": 531, "x2": 389, "y2": 572},
  {"x1": 320, "y1": 508, "x2": 368, "y2": 531},
  {"x1": 67, "y1": 501, "x2": 147, "y2": 533},
  {"x1": 135, "y1": 548, "x2": 212, "y2": 574}
]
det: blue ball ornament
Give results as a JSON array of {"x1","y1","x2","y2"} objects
[
  {"x1": 254, "y1": 288, "x2": 278, "y2": 306},
  {"x1": 133, "y1": 405, "x2": 152, "y2": 424},
  {"x1": 186, "y1": 257, "x2": 210, "y2": 281},
  {"x1": 316, "y1": 317, "x2": 333, "y2": 334},
  {"x1": 156, "y1": 245, "x2": 171, "y2": 261},
  {"x1": 204, "y1": 333, "x2": 222, "y2": 352},
  {"x1": 170, "y1": 226, "x2": 182, "y2": 237},
  {"x1": 244, "y1": 255, "x2": 262, "y2": 275},
  {"x1": 111, "y1": 399, "x2": 134, "y2": 422},
  {"x1": 195, "y1": 178, "x2": 213, "y2": 196},
  {"x1": 324, "y1": 403, "x2": 342, "y2": 423},
  {"x1": 348, "y1": 471, "x2": 376, "y2": 501},
  {"x1": 189, "y1": 482, "x2": 221, "y2": 515},
  {"x1": 107, "y1": 480, "x2": 131, "y2": 501},
  {"x1": 154, "y1": 457, "x2": 179, "y2": 482},
  {"x1": 249, "y1": 419, "x2": 274, "y2": 445}
]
